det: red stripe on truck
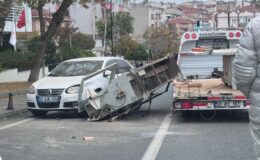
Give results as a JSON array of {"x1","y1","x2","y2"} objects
[
  {"x1": 234, "y1": 96, "x2": 247, "y2": 99},
  {"x1": 193, "y1": 103, "x2": 208, "y2": 106}
]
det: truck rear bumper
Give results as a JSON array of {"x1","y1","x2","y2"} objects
[{"x1": 173, "y1": 105, "x2": 250, "y2": 111}]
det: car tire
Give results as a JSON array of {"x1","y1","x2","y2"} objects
[
  {"x1": 29, "y1": 110, "x2": 48, "y2": 117},
  {"x1": 77, "y1": 110, "x2": 89, "y2": 118}
]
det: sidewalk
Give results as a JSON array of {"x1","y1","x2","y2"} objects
[{"x1": 0, "y1": 92, "x2": 28, "y2": 118}]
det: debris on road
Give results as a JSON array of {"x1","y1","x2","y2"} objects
[
  {"x1": 78, "y1": 56, "x2": 180, "y2": 121},
  {"x1": 83, "y1": 136, "x2": 95, "y2": 141}
]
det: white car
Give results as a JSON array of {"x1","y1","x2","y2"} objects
[{"x1": 27, "y1": 57, "x2": 133, "y2": 117}]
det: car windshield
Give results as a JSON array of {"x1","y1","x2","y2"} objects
[{"x1": 48, "y1": 60, "x2": 103, "y2": 77}]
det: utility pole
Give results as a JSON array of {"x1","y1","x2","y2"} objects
[
  {"x1": 110, "y1": 0, "x2": 114, "y2": 56},
  {"x1": 103, "y1": 7, "x2": 107, "y2": 55},
  {"x1": 91, "y1": 0, "x2": 96, "y2": 41}
]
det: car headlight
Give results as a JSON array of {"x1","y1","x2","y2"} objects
[
  {"x1": 28, "y1": 85, "x2": 35, "y2": 94},
  {"x1": 66, "y1": 85, "x2": 80, "y2": 94}
]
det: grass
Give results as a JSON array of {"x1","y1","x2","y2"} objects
[{"x1": 0, "y1": 82, "x2": 31, "y2": 93}]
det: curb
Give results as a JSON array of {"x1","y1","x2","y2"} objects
[{"x1": 0, "y1": 108, "x2": 28, "y2": 119}]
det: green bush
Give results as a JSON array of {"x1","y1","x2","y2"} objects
[
  {"x1": 0, "y1": 50, "x2": 35, "y2": 71},
  {"x1": 61, "y1": 46, "x2": 95, "y2": 61},
  {"x1": 27, "y1": 36, "x2": 56, "y2": 54},
  {"x1": 0, "y1": 35, "x2": 96, "y2": 72}
]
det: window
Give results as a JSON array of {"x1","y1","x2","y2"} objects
[
  {"x1": 232, "y1": 18, "x2": 236, "y2": 23},
  {"x1": 115, "y1": 60, "x2": 131, "y2": 74},
  {"x1": 49, "y1": 60, "x2": 103, "y2": 76},
  {"x1": 196, "y1": 38, "x2": 229, "y2": 49},
  {"x1": 105, "y1": 59, "x2": 116, "y2": 71},
  {"x1": 151, "y1": 14, "x2": 154, "y2": 20},
  {"x1": 240, "y1": 17, "x2": 246, "y2": 24}
]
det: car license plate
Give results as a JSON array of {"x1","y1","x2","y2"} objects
[
  {"x1": 38, "y1": 96, "x2": 59, "y2": 103},
  {"x1": 214, "y1": 101, "x2": 241, "y2": 108}
]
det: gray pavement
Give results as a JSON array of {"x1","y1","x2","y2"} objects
[{"x1": 0, "y1": 94, "x2": 27, "y2": 118}]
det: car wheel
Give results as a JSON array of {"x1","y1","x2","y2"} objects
[
  {"x1": 77, "y1": 110, "x2": 89, "y2": 118},
  {"x1": 29, "y1": 110, "x2": 48, "y2": 117}
]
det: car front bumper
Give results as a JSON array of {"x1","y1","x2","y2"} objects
[{"x1": 27, "y1": 93, "x2": 79, "y2": 111}]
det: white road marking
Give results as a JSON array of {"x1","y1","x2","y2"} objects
[
  {"x1": 142, "y1": 112, "x2": 172, "y2": 160},
  {"x1": 0, "y1": 118, "x2": 33, "y2": 131}
]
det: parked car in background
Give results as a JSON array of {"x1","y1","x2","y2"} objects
[{"x1": 26, "y1": 57, "x2": 133, "y2": 117}]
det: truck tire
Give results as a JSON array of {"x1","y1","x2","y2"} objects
[{"x1": 29, "y1": 110, "x2": 48, "y2": 117}]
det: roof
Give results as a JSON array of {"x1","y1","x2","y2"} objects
[
  {"x1": 203, "y1": 15, "x2": 213, "y2": 21},
  {"x1": 205, "y1": 4, "x2": 216, "y2": 8},
  {"x1": 239, "y1": 4, "x2": 258, "y2": 13},
  {"x1": 216, "y1": 9, "x2": 228, "y2": 14},
  {"x1": 168, "y1": 17, "x2": 194, "y2": 24},
  {"x1": 183, "y1": 10, "x2": 199, "y2": 15}
]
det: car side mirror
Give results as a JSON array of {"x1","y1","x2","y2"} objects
[{"x1": 103, "y1": 70, "x2": 111, "y2": 77}]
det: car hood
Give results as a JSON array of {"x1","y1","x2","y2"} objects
[{"x1": 33, "y1": 76, "x2": 85, "y2": 89}]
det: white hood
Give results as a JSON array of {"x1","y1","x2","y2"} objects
[{"x1": 33, "y1": 76, "x2": 84, "y2": 89}]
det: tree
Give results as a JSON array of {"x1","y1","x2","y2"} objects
[
  {"x1": 113, "y1": 35, "x2": 147, "y2": 63},
  {"x1": 126, "y1": 44, "x2": 148, "y2": 61},
  {"x1": 143, "y1": 26, "x2": 179, "y2": 60},
  {"x1": 0, "y1": 0, "x2": 17, "y2": 46},
  {"x1": 96, "y1": 12, "x2": 134, "y2": 53},
  {"x1": 71, "y1": 32, "x2": 95, "y2": 50},
  {"x1": 113, "y1": 13, "x2": 134, "y2": 36},
  {"x1": 113, "y1": 35, "x2": 138, "y2": 57},
  {"x1": 26, "y1": 0, "x2": 75, "y2": 82},
  {"x1": 27, "y1": 0, "x2": 102, "y2": 82}
]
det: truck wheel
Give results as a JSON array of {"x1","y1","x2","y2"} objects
[{"x1": 29, "y1": 110, "x2": 48, "y2": 117}]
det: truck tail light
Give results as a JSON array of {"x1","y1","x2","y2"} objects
[
  {"x1": 235, "y1": 32, "x2": 241, "y2": 38},
  {"x1": 191, "y1": 33, "x2": 197, "y2": 39},
  {"x1": 229, "y1": 32, "x2": 234, "y2": 38},
  {"x1": 185, "y1": 33, "x2": 190, "y2": 39},
  {"x1": 182, "y1": 102, "x2": 193, "y2": 109}
]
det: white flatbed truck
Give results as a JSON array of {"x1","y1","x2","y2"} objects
[{"x1": 172, "y1": 29, "x2": 250, "y2": 112}]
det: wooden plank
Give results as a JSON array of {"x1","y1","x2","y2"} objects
[{"x1": 174, "y1": 79, "x2": 243, "y2": 98}]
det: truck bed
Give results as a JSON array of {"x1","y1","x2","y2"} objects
[{"x1": 174, "y1": 79, "x2": 244, "y2": 99}]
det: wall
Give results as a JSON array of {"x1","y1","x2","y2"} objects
[
  {"x1": 130, "y1": 4, "x2": 149, "y2": 40},
  {"x1": 69, "y1": 3, "x2": 102, "y2": 35},
  {"x1": 217, "y1": 12, "x2": 228, "y2": 28},
  {"x1": 0, "y1": 67, "x2": 49, "y2": 83}
]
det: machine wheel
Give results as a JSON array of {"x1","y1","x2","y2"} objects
[{"x1": 29, "y1": 110, "x2": 48, "y2": 117}]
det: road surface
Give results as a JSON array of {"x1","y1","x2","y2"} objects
[{"x1": 0, "y1": 87, "x2": 256, "y2": 160}]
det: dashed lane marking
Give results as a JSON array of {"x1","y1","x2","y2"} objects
[{"x1": 0, "y1": 118, "x2": 33, "y2": 131}]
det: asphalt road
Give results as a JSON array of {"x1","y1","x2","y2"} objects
[{"x1": 0, "y1": 87, "x2": 257, "y2": 160}]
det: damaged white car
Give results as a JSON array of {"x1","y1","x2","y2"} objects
[{"x1": 26, "y1": 57, "x2": 133, "y2": 117}]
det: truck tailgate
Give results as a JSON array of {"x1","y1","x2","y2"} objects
[{"x1": 174, "y1": 79, "x2": 244, "y2": 98}]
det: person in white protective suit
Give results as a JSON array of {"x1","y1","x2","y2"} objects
[{"x1": 233, "y1": 16, "x2": 260, "y2": 159}]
